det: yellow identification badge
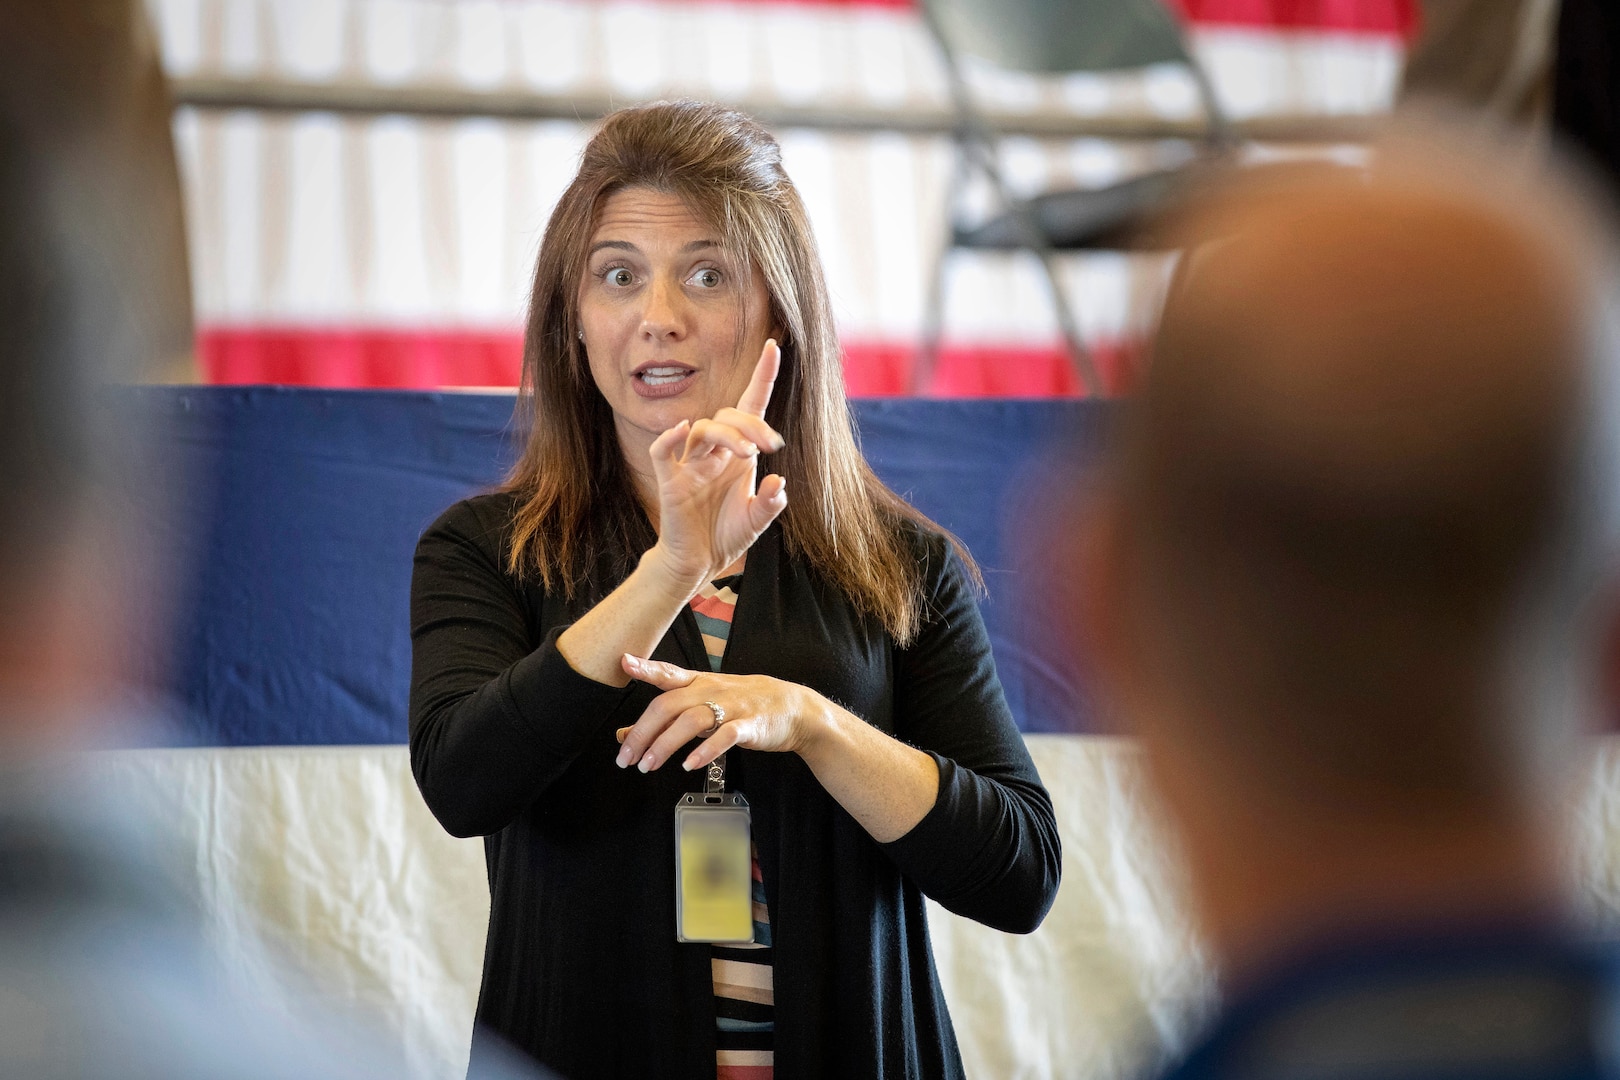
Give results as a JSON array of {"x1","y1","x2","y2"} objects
[{"x1": 674, "y1": 785, "x2": 754, "y2": 944}]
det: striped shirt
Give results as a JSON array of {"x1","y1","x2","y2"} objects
[{"x1": 690, "y1": 575, "x2": 775, "y2": 1080}]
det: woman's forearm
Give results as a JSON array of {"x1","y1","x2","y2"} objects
[
  {"x1": 796, "y1": 696, "x2": 941, "y2": 843},
  {"x1": 557, "y1": 545, "x2": 701, "y2": 686}
]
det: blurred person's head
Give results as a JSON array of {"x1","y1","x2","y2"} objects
[
  {"x1": 505, "y1": 99, "x2": 966, "y2": 644},
  {"x1": 1078, "y1": 126, "x2": 1620, "y2": 983},
  {"x1": 0, "y1": 0, "x2": 191, "y2": 742}
]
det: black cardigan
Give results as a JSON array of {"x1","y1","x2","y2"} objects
[{"x1": 409, "y1": 492, "x2": 1061, "y2": 1079}]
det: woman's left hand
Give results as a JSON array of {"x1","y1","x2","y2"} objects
[{"x1": 613, "y1": 654, "x2": 827, "y2": 773}]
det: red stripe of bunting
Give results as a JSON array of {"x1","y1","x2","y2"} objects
[
  {"x1": 652, "y1": 0, "x2": 1416, "y2": 36},
  {"x1": 1168, "y1": 0, "x2": 1416, "y2": 34},
  {"x1": 197, "y1": 326, "x2": 1143, "y2": 397}
]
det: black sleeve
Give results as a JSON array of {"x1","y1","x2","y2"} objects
[
  {"x1": 408, "y1": 499, "x2": 636, "y2": 838},
  {"x1": 878, "y1": 533, "x2": 1062, "y2": 934}
]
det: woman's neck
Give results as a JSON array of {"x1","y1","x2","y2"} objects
[{"x1": 617, "y1": 423, "x2": 661, "y2": 530}]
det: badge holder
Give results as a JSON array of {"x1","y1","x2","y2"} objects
[{"x1": 674, "y1": 752, "x2": 754, "y2": 944}]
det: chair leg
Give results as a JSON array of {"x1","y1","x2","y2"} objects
[
  {"x1": 1031, "y1": 245, "x2": 1102, "y2": 398},
  {"x1": 945, "y1": 139, "x2": 1104, "y2": 397},
  {"x1": 1178, "y1": 28, "x2": 1238, "y2": 154},
  {"x1": 944, "y1": 93, "x2": 1103, "y2": 396},
  {"x1": 913, "y1": 140, "x2": 968, "y2": 396},
  {"x1": 914, "y1": 248, "x2": 949, "y2": 396},
  {"x1": 918, "y1": 0, "x2": 1101, "y2": 397}
]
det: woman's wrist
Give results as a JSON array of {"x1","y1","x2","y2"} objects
[
  {"x1": 638, "y1": 543, "x2": 707, "y2": 605},
  {"x1": 788, "y1": 688, "x2": 939, "y2": 843},
  {"x1": 791, "y1": 686, "x2": 848, "y2": 763}
]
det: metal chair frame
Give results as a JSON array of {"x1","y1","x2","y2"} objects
[{"x1": 913, "y1": 1, "x2": 1233, "y2": 396}]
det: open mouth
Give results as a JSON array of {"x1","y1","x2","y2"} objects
[
  {"x1": 631, "y1": 363, "x2": 698, "y2": 399},
  {"x1": 636, "y1": 365, "x2": 694, "y2": 387}
]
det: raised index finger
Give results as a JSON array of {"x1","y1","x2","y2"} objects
[{"x1": 736, "y1": 338, "x2": 780, "y2": 419}]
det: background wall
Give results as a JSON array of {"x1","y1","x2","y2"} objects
[{"x1": 144, "y1": 0, "x2": 1414, "y2": 393}]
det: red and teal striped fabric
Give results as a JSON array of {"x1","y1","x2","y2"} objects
[{"x1": 691, "y1": 575, "x2": 777, "y2": 1080}]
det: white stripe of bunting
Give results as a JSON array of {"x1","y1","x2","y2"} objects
[
  {"x1": 153, "y1": 0, "x2": 1402, "y2": 360},
  {"x1": 75, "y1": 734, "x2": 1620, "y2": 1079}
]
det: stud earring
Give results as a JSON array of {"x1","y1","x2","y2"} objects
[{"x1": 577, "y1": 329, "x2": 584, "y2": 341}]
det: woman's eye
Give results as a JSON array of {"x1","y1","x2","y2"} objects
[
  {"x1": 690, "y1": 268, "x2": 722, "y2": 288},
  {"x1": 606, "y1": 268, "x2": 633, "y2": 287}
]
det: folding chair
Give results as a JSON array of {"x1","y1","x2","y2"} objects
[{"x1": 915, "y1": 0, "x2": 1233, "y2": 395}]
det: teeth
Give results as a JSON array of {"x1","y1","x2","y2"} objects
[{"x1": 639, "y1": 367, "x2": 691, "y2": 386}]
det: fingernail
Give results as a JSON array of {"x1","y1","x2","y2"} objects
[
  {"x1": 623, "y1": 653, "x2": 640, "y2": 669},
  {"x1": 638, "y1": 754, "x2": 656, "y2": 773},
  {"x1": 772, "y1": 436, "x2": 785, "y2": 451},
  {"x1": 682, "y1": 758, "x2": 697, "y2": 772},
  {"x1": 743, "y1": 441, "x2": 758, "y2": 456},
  {"x1": 616, "y1": 746, "x2": 631, "y2": 768},
  {"x1": 615, "y1": 727, "x2": 628, "y2": 744}
]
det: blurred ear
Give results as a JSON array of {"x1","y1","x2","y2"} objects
[
  {"x1": 0, "y1": 522, "x2": 129, "y2": 746},
  {"x1": 1068, "y1": 489, "x2": 1142, "y2": 738},
  {"x1": 1599, "y1": 598, "x2": 1620, "y2": 735}
]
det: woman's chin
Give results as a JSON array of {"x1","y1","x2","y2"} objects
[{"x1": 622, "y1": 400, "x2": 703, "y2": 442}]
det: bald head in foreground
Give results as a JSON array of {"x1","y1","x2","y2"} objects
[{"x1": 1080, "y1": 132, "x2": 1620, "y2": 1079}]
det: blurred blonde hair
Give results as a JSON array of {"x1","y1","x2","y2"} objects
[{"x1": 505, "y1": 99, "x2": 976, "y2": 643}]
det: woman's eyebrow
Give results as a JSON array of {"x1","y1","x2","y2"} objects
[{"x1": 585, "y1": 239, "x2": 722, "y2": 256}]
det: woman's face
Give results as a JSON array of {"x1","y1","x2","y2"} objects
[{"x1": 578, "y1": 187, "x2": 780, "y2": 460}]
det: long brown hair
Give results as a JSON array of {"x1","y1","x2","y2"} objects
[{"x1": 505, "y1": 99, "x2": 977, "y2": 644}]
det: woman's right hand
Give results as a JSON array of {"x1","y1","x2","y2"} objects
[{"x1": 646, "y1": 339, "x2": 788, "y2": 592}]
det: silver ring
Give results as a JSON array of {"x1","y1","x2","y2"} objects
[{"x1": 702, "y1": 700, "x2": 725, "y2": 735}]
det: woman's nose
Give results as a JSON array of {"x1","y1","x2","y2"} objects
[{"x1": 639, "y1": 276, "x2": 687, "y2": 341}]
